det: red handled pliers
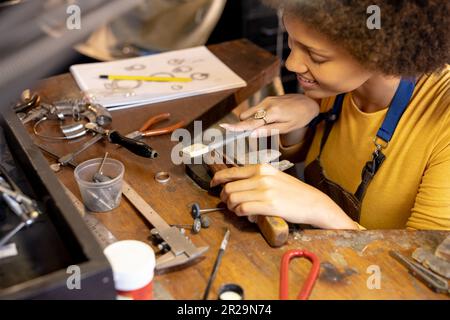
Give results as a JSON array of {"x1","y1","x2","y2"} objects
[
  {"x1": 279, "y1": 249, "x2": 320, "y2": 300},
  {"x1": 125, "y1": 113, "x2": 184, "y2": 140}
]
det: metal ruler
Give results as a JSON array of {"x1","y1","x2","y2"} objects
[
  {"x1": 36, "y1": 143, "x2": 208, "y2": 270},
  {"x1": 63, "y1": 185, "x2": 117, "y2": 249},
  {"x1": 121, "y1": 180, "x2": 208, "y2": 270}
]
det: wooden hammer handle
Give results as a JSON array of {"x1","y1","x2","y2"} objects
[{"x1": 207, "y1": 162, "x2": 289, "y2": 247}]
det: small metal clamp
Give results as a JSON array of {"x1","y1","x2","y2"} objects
[{"x1": 373, "y1": 136, "x2": 389, "y2": 150}]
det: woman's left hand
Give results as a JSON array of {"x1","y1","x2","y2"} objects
[{"x1": 210, "y1": 164, "x2": 358, "y2": 230}]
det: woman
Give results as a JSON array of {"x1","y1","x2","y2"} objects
[{"x1": 212, "y1": 0, "x2": 449, "y2": 230}]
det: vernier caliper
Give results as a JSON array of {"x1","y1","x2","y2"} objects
[{"x1": 36, "y1": 143, "x2": 208, "y2": 271}]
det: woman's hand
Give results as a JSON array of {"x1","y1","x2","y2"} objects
[
  {"x1": 210, "y1": 164, "x2": 358, "y2": 230},
  {"x1": 220, "y1": 94, "x2": 320, "y2": 138}
]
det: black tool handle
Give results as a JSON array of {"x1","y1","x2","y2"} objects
[{"x1": 109, "y1": 131, "x2": 158, "y2": 158}]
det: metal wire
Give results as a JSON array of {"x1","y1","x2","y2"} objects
[{"x1": 33, "y1": 117, "x2": 88, "y2": 141}]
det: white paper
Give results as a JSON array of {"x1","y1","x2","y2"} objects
[{"x1": 70, "y1": 46, "x2": 247, "y2": 109}]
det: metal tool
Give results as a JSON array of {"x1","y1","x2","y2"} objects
[
  {"x1": 204, "y1": 151, "x2": 289, "y2": 248},
  {"x1": 0, "y1": 187, "x2": 40, "y2": 247},
  {"x1": 170, "y1": 218, "x2": 203, "y2": 234},
  {"x1": 93, "y1": 152, "x2": 109, "y2": 183},
  {"x1": 171, "y1": 214, "x2": 211, "y2": 234},
  {"x1": 122, "y1": 181, "x2": 208, "y2": 270},
  {"x1": 85, "y1": 123, "x2": 158, "y2": 158},
  {"x1": 57, "y1": 122, "x2": 158, "y2": 167},
  {"x1": 279, "y1": 249, "x2": 320, "y2": 300},
  {"x1": 29, "y1": 101, "x2": 112, "y2": 139},
  {"x1": 190, "y1": 202, "x2": 225, "y2": 219},
  {"x1": 0, "y1": 170, "x2": 41, "y2": 247},
  {"x1": 240, "y1": 149, "x2": 281, "y2": 166},
  {"x1": 90, "y1": 152, "x2": 119, "y2": 207},
  {"x1": 35, "y1": 144, "x2": 208, "y2": 271},
  {"x1": 203, "y1": 229, "x2": 231, "y2": 300},
  {"x1": 269, "y1": 160, "x2": 295, "y2": 172},
  {"x1": 14, "y1": 89, "x2": 41, "y2": 113},
  {"x1": 125, "y1": 113, "x2": 184, "y2": 140},
  {"x1": 200, "y1": 215, "x2": 211, "y2": 228},
  {"x1": 177, "y1": 203, "x2": 219, "y2": 233},
  {"x1": 182, "y1": 130, "x2": 253, "y2": 158},
  {"x1": 37, "y1": 143, "x2": 78, "y2": 169},
  {"x1": 49, "y1": 103, "x2": 112, "y2": 165},
  {"x1": 390, "y1": 250, "x2": 449, "y2": 295},
  {"x1": 21, "y1": 103, "x2": 53, "y2": 125},
  {"x1": 58, "y1": 134, "x2": 104, "y2": 166},
  {"x1": 39, "y1": 144, "x2": 116, "y2": 211},
  {"x1": 63, "y1": 184, "x2": 117, "y2": 249}
]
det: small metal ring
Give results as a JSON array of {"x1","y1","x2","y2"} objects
[{"x1": 155, "y1": 172, "x2": 171, "y2": 184}]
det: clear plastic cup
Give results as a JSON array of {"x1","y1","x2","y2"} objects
[{"x1": 74, "y1": 158, "x2": 124, "y2": 212}]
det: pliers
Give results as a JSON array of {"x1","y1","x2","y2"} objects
[
  {"x1": 125, "y1": 113, "x2": 184, "y2": 140},
  {"x1": 279, "y1": 249, "x2": 320, "y2": 300}
]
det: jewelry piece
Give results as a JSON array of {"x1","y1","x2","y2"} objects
[
  {"x1": 155, "y1": 172, "x2": 171, "y2": 184},
  {"x1": 253, "y1": 109, "x2": 268, "y2": 125}
]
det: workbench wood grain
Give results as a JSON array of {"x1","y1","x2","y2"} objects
[{"x1": 29, "y1": 39, "x2": 449, "y2": 300}]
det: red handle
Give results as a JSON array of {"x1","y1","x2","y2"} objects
[{"x1": 279, "y1": 249, "x2": 320, "y2": 300}]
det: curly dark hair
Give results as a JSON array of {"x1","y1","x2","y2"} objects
[{"x1": 263, "y1": 0, "x2": 449, "y2": 77}]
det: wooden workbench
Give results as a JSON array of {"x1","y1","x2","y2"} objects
[{"x1": 29, "y1": 39, "x2": 448, "y2": 300}]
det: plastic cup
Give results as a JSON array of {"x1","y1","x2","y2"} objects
[{"x1": 74, "y1": 158, "x2": 124, "y2": 212}]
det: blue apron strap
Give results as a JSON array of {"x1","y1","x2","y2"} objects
[
  {"x1": 308, "y1": 93, "x2": 345, "y2": 128},
  {"x1": 315, "y1": 93, "x2": 346, "y2": 154},
  {"x1": 376, "y1": 78, "x2": 416, "y2": 142},
  {"x1": 331, "y1": 93, "x2": 346, "y2": 118},
  {"x1": 355, "y1": 78, "x2": 415, "y2": 201},
  {"x1": 310, "y1": 78, "x2": 415, "y2": 159}
]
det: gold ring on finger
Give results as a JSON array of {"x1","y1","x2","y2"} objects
[{"x1": 253, "y1": 109, "x2": 268, "y2": 125}]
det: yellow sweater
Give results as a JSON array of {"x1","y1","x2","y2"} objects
[{"x1": 295, "y1": 66, "x2": 449, "y2": 230}]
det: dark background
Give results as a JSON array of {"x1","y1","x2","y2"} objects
[
  {"x1": 47, "y1": 0, "x2": 299, "y2": 94},
  {"x1": 208, "y1": 0, "x2": 298, "y2": 93}
]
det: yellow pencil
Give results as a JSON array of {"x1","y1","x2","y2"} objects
[{"x1": 99, "y1": 74, "x2": 192, "y2": 82}]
